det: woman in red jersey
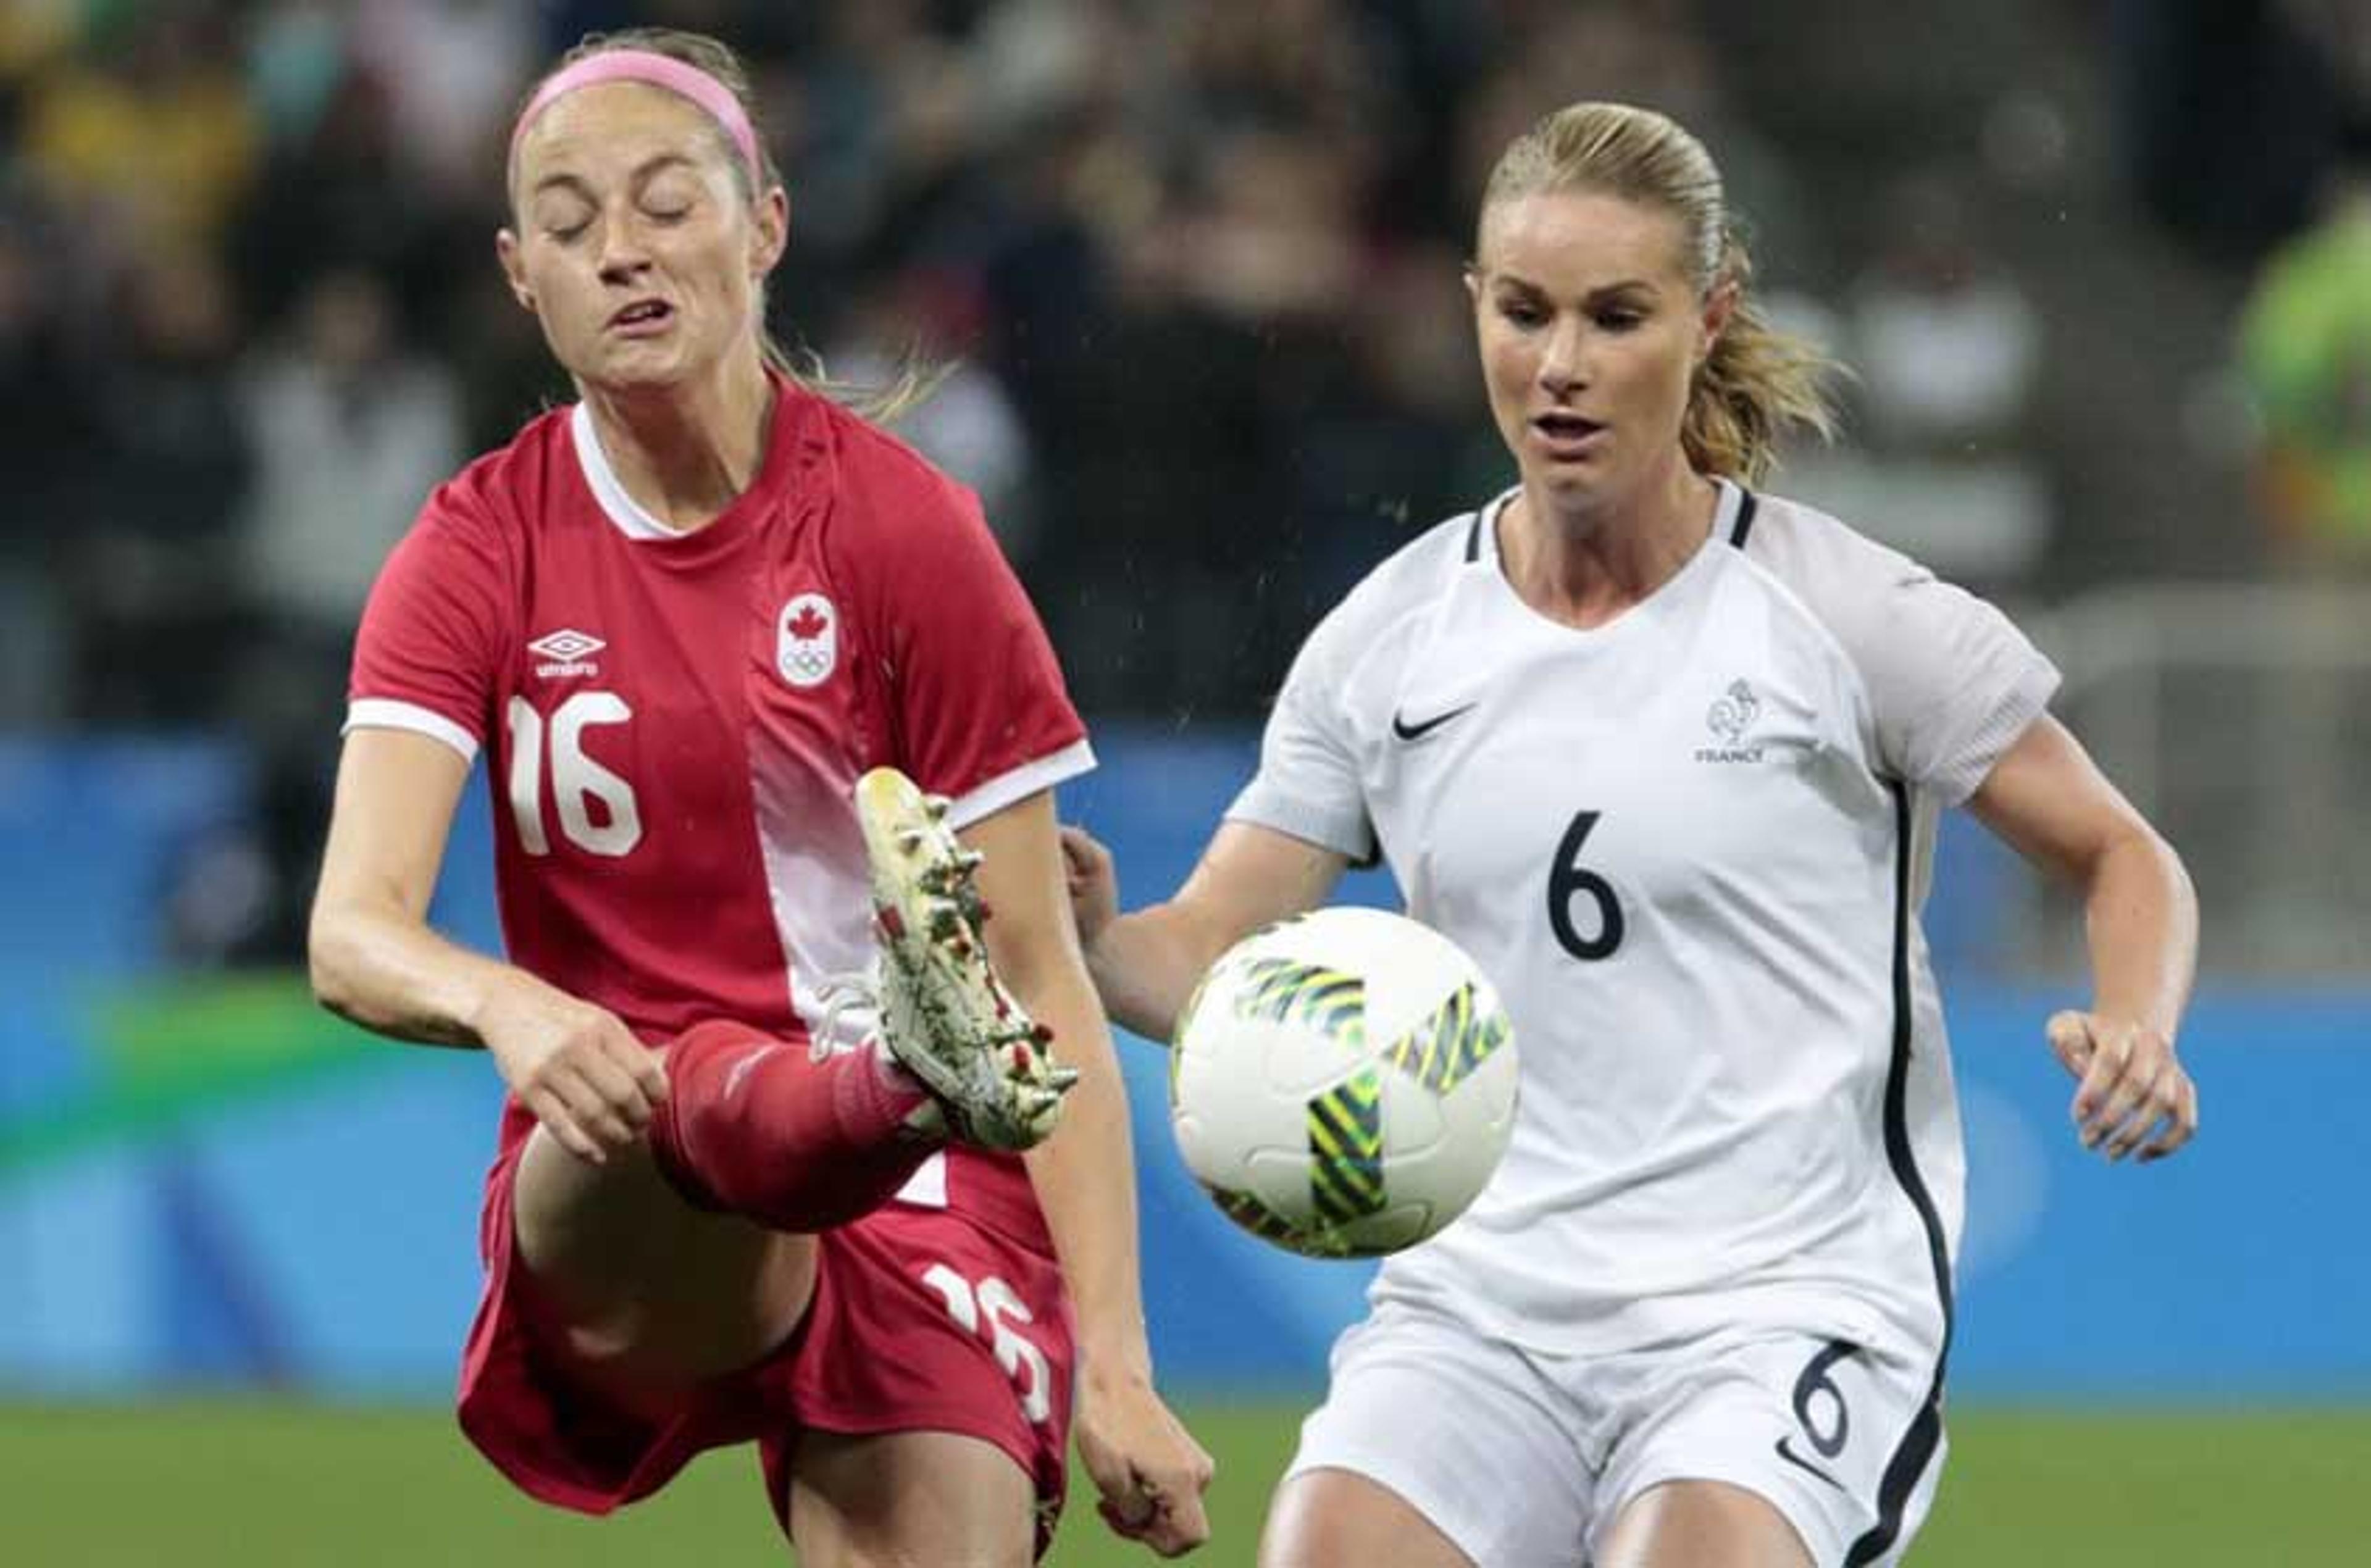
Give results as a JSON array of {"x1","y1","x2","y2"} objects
[{"x1": 309, "y1": 28, "x2": 1210, "y2": 1564}]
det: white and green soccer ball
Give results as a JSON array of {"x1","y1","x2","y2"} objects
[{"x1": 1169, "y1": 907, "x2": 1519, "y2": 1259}]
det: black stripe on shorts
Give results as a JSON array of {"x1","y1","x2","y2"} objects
[{"x1": 1844, "y1": 781, "x2": 1953, "y2": 1566}]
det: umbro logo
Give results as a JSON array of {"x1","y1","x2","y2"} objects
[
  {"x1": 529, "y1": 628, "x2": 605, "y2": 678},
  {"x1": 1390, "y1": 703, "x2": 1475, "y2": 743},
  {"x1": 1695, "y1": 678, "x2": 1766, "y2": 764}
]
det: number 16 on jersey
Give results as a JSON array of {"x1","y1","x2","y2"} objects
[{"x1": 507, "y1": 693, "x2": 643, "y2": 857}]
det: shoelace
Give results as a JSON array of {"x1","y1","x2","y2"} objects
[{"x1": 809, "y1": 967, "x2": 882, "y2": 1063}]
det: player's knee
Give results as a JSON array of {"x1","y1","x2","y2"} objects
[
  {"x1": 1598, "y1": 1479, "x2": 1814, "y2": 1568},
  {"x1": 1260, "y1": 1470, "x2": 1463, "y2": 1568}
]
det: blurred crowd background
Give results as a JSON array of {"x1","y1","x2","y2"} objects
[{"x1": 1, "y1": 0, "x2": 2367, "y2": 974}]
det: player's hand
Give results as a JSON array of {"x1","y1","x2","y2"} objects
[
  {"x1": 1075, "y1": 1370, "x2": 1214, "y2": 1557},
  {"x1": 475, "y1": 978, "x2": 670, "y2": 1165},
  {"x1": 2046, "y1": 1009, "x2": 2197, "y2": 1162},
  {"x1": 1060, "y1": 824, "x2": 1121, "y2": 950}
]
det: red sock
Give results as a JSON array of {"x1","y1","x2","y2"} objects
[{"x1": 646, "y1": 1019, "x2": 936, "y2": 1232}]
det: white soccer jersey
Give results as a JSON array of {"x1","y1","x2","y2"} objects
[{"x1": 1228, "y1": 481, "x2": 2057, "y2": 1367}]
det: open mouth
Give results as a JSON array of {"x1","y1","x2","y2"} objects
[
  {"x1": 609, "y1": 299, "x2": 674, "y2": 331},
  {"x1": 1531, "y1": 411, "x2": 1605, "y2": 449}
]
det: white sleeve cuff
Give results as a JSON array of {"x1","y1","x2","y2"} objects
[
  {"x1": 1223, "y1": 788, "x2": 1376, "y2": 864},
  {"x1": 344, "y1": 698, "x2": 480, "y2": 764},
  {"x1": 945, "y1": 738, "x2": 1097, "y2": 828},
  {"x1": 1935, "y1": 658, "x2": 2060, "y2": 806}
]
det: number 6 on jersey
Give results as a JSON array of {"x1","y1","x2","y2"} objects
[{"x1": 1547, "y1": 809, "x2": 1623, "y2": 961}]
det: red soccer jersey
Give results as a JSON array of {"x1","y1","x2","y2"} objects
[{"x1": 349, "y1": 377, "x2": 1091, "y2": 1243}]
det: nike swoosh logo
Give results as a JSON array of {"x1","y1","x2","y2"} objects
[
  {"x1": 1773, "y1": 1437, "x2": 1848, "y2": 1494},
  {"x1": 1390, "y1": 703, "x2": 1476, "y2": 742}
]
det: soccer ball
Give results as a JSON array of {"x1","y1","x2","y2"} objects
[{"x1": 1169, "y1": 907, "x2": 1519, "y2": 1259}]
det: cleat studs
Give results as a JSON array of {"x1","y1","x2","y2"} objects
[{"x1": 856, "y1": 766, "x2": 1064, "y2": 1152}]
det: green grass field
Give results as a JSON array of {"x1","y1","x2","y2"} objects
[{"x1": 4, "y1": 1401, "x2": 2366, "y2": 1564}]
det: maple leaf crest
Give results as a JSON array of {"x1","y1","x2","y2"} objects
[{"x1": 787, "y1": 603, "x2": 830, "y2": 641}]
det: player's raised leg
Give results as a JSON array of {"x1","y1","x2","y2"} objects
[
  {"x1": 635, "y1": 764, "x2": 1077, "y2": 1243},
  {"x1": 509, "y1": 1130, "x2": 820, "y2": 1397},
  {"x1": 643, "y1": 1017, "x2": 941, "y2": 1230},
  {"x1": 503, "y1": 767, "x2": 1079, "y2": 1396},
  {"x1": 510, "y1": 999, "x2": 950, "y2": 1393}
]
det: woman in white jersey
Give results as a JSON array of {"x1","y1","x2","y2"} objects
[
  {"x1": 310, "y1": 28, "x2": 1208, "y2": 1566},
  {"x1": 1064, "y1": 103, "x2": 2198, "y2": 1568}
]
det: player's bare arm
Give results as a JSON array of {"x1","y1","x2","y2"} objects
[
  {"x1": 310, "y1": 727, "x2": 667, "y2": 1165},
  {"x1": 966, "y1": 790, "x2": 1216, "y2": 1556},
  {"x1": 1968, "y1": 714, "x2": 2200, "y2": 1162},
  {"x1": 1061, "y1": 820, "x2": 1350, "y2": 1043}
]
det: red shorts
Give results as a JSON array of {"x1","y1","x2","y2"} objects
[{"x1": 456, "y1": 1146, "x2": 1076, "y2": 1556}]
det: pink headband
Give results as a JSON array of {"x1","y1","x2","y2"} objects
[{"x1": 509, "y1": 49, "x2": 763, "y2": 190}]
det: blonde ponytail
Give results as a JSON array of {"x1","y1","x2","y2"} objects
[{"x1": 1684, "y1": 231, "x2": 1839, "y2": 484}]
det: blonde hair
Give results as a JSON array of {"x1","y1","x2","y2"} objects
[
  {"x1": 1481, "y1": 102, "x2": 1838, "y2": 484},
  {"x1": 518, "y1": 28, "x2": 943, "y2": 422}
]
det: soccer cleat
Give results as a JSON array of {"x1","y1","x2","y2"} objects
[{"x1": 855, "y1": 766, "x2": 1077, "y2": 1149}]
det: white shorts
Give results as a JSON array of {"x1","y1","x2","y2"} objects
[{"x1": 1285, "y1": 1299, "x2": 1945, "y2": 1567}]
